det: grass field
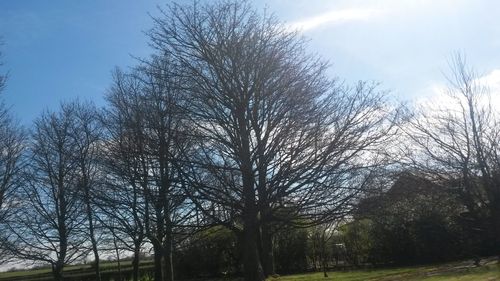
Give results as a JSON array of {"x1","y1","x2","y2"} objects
[
  {"x1": 0, "y1": 258, "x2": 498, "y2": 281},
  {"x1": 270, "y1": 258, "x2": 500, "y2": 281}
]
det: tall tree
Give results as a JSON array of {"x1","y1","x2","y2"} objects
[
  {"x1": 148, "y1": 1, "x2": 397, "y2": 280},
  {"x1": 102, "y1": 68, "x2": 150, "y2": 281},
  {"x1": 6, "y1": 103, "x2": 89, "y2": 281},
  {"x1": 139, "y1": 58, "x2": 192, "y2": 281},
  {"x1": 104, "y1": 62, "x2": 194, "y2": 281},
  {"x1": 71, "y1": 101, "x2": 104, "y2": 281}
]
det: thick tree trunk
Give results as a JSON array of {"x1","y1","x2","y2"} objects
[
  {"x1": 238, "y1": 104, "x2": 265, "y2": 281},
  {"x1": 132, "y1": 243, "x2": 141, "y2": 281},
  {"x1": 242, "y1": 212, "x2": 265, "y2": 281},
  {"x1": 153, "y1": 242, "x2": 163, "y2": 281},
  {"x1": 241, "y1": 160, "x2": 265, "y2": 280},
  {"x1": 52, "y1": 261, "x2": 64, "y2": 281},
  {"x1": 56, "y1": 214, "x2": 67, "y2": 281}
]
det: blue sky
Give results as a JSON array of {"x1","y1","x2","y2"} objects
[{"x1": 1, "y1": 0, "x2": 500, "y2": 124}]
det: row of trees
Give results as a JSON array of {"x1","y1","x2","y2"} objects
[
  {"x1": 0, "y1": 1, "x2": 499, "y2": 281},
  {"x1": 0, "y1": 2, "x2": 396, "y2": 281}
]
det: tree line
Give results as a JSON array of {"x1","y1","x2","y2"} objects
[{"x1": 0, "y1": 1, "x2": 499, "y2": 281}]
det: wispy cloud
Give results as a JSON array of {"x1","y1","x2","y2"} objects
[{"x1": 287, "y1": 8, "x2": 386, "y2": 32}]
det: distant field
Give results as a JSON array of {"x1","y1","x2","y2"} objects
[
  {"x1": 0, "y1": 258, "x2": 498, "y2": 281},
  {"x1": 0, "y1": 260, "x2": 154, "y2": 281}
]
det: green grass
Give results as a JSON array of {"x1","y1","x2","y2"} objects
[{"x1": 269, "y1": 259, "x2": 500, "y2": 281}]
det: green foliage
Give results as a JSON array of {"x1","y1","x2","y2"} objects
[
  {"x1": 346, "y1": 172, "x2": 467, "y2": 265},
  {"x1": 340, "y1": 219, "x2": 373, "y2": 266},
  {"x1": 175, "y1": 226, "x2": 240, "y2": 278},
  {"x1": 274, "y1": 227, "x2": 309, "y2": 274}
]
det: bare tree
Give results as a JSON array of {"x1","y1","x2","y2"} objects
[
  {"x1": 404, "y1": 54, "x2": 500, "y2": 260},
  {"x1": 0, "y1": 42, "x2": 26, "y2": 264},
  {"x1": 101, "y1": 68, "x2": 149, "y2": 281},
  {"x1": 0, "y1": 105, "x2": 24, "y2": 264},
  {"x1": 309, "y1": 220, "x2": 343, "y2": 277},
  {"x1": 6, "y1": 103, "x2": 89, "y2": 281},
  {"x1": 139, "y1": 59, "x2": 185, "y2": 281},
  {"x1": 0, "y1": 106, "x2": 23, "y2": 223},
  {"x1": 148, "y1": 1, "x2": 398, "y2": 280},
  {"x1": 103, "y1": 62, "x2": 194, "y2": 281},
  {"x1": 71, "y1": 100, "x2": 104, "y2": 281}
]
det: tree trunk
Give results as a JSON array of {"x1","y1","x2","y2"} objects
[
  {"x1": 153, "y1": 242, "x2": 163, "y2": 281},
  {"x1": 321, "y1": 234, "x2": 328, "y2": 277},
  {"x1": 241, "y1": 155, "x2": 265, "y2": 281},
  {"x1": 163, "y1": 223, "x2": 174, "y2": 281},
  {"x1": 311, "y1": 240, "x2": 317, "y2": 271},
  {"x1": 237, "y1": 103, "x2": 265, "y2": 281},
  {"x1": 52, "y1": 261, "x2": 64, "y2": 281},
  {"x1": 114, "y1": 243, "x2": 122, "y2": 281},
  {"x1": 132, "y1": 243, "x2": 141, "y2": 281},
  {"x1": 321, "y1": 249, "x2": 328, "y2": 277},
  {"x1": 56, "y1": 219, "x2": 67, "y2": 281},
  {"x1": 87, "y1": 207, "x2": 101, "y2": 281},
  {"x1": 242, "y1": 213, "x2": 265, "y2": 281}
]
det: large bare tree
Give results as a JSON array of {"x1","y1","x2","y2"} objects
[{"x1": 148, "y1": 1, "x2": 398, "y2": 280}]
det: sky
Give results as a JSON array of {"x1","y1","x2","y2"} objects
[{"x1": 1, "y1": 0, "x2": 500, "y2": 125}]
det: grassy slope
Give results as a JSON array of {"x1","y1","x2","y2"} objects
[{"x1": 271, "y1": 259, "x2": 500, "y2": 281}]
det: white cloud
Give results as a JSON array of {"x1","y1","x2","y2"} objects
[
  {"x1": 479, "y1": 69, "x2": 500, "y2": 110},
  {"x1": 478, "y1": 69, "x2": 500, "y2": 91},
  {"x1": 287, "y1": 8, "x2": 385, "y2": 32},
  {"x1": 417, "y1": 69, "x2": 500, "y2": 113}
]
